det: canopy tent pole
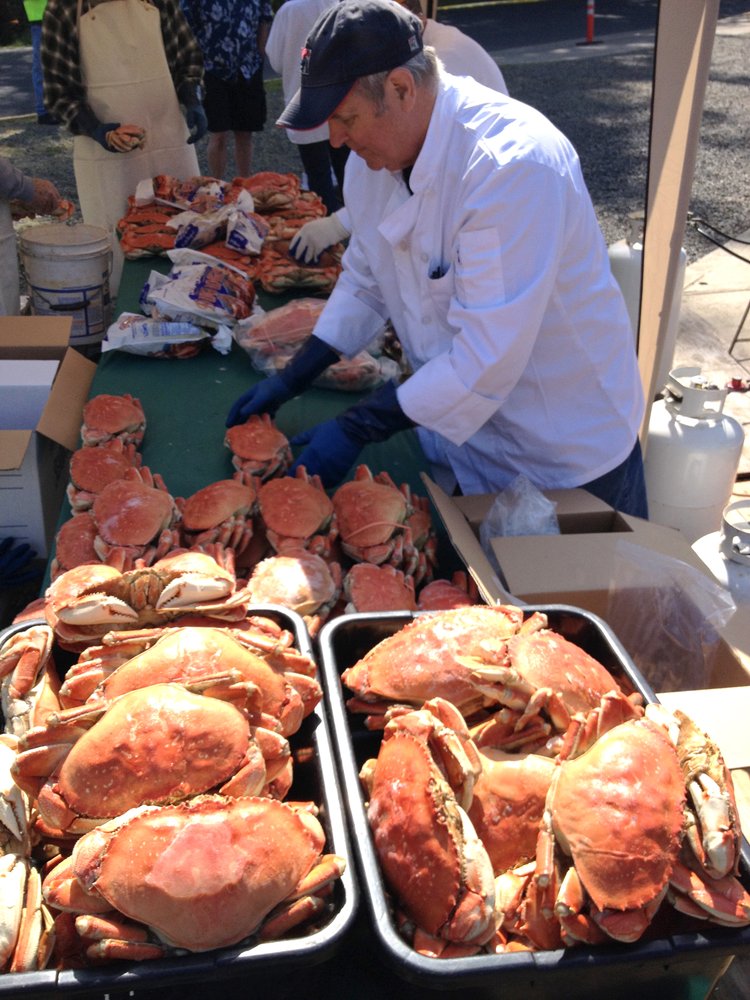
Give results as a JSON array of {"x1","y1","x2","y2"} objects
[{"x1": 638, "y1": 0, "x2": 720, "y2": 445}]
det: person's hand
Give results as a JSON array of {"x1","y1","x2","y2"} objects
[
  {"x1": 0, "y1": 537, "x2": 42, "y2": 588},
  {"x1": 184, "y1": 104, "x2": 208, "y2": 144},
  {"x1": 226, "y1": 375, "x2": 295, "y2": 427},
  {"x1": 29, "y1": 178, "x2": 62, "y2": 215},
  {"x1": 289, "y1": 213, "x2": 350, "y2": 264},
  {"x1": 288, "y1": 419, "x2": 364, "y2": 488},
  {"x1": 91, "y1": 121, "x2": 122, "y2": 150}
]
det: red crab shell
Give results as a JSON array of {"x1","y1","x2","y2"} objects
[
  {"x1": 257, "y1": 467, "x2": 335, "y2": 555},
  {"x1": 341, "y1": 603, "x2": 532, "y2": 719},
  {"x1": 178, "y1": 474, "x2": 259, "y2": 562},
  {"x1": 536, "y1": 718, "x2": 686, "y2": 937},
  {"x1": 67, "y1": 441, "x2": 142, "y2": 512},
  {"x1": 80, "y1": 394, "x2": 146, "y2": 447},
  {"x1": 468, "y1": 748, "x2": 556, "y2": 877},
  {"x1": 60, "y1": 625, "x2": 321, "y2": 738},
  {"x1": 224, "y1": 413, "x2": 292, "y2": 481},
  {"x1": 417, "y1": 571, "x2": 479, "y2": 611},
  {"x1": 342, "y1": 563, "x2": 417, "y2": 614},
  {"x1": 360, "y1": 698, "x2": 496, "y2": 952},
  {"x1": 248, "y1": 549, "x2": 342, "y2": 636},
  {"x1": 13, "y1": 683, "x2": 292, "y2": 836},
  {"x1": 51, "y1": 513, "x2": 100, "y2": 580},
  {"x1": 43, "y1": 794, "x2": 346, "y2": 954},
  {"x1": 91, "y1": 478, "x2": 180, "y2": 567},
  {"x1": 332, "y1": 465, "x2": 416, "y2": 571}
]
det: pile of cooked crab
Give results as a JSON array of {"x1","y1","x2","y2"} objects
[
  {"x1": 52, "y1": 391, "x2": 468, "y2": 638},
  {"x1": 0, "y1": 561, "x2": 345, "y2": 972},
  {"x1": 339, "y1": 604, "x2": 750, "y2": 958}
]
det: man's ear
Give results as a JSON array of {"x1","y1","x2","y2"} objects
[{"x1": 387, "y1": 67, "x2": 417, "y2": 107}]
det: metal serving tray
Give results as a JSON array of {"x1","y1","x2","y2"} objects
[
  {"x1": 317, "y1": 604, "x2": 750, "y2": 1000},
  {"x1": 0, "y1": 606, "x2": 358, "y2": 998}
]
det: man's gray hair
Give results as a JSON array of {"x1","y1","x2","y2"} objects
[{"x1": 353, "y1": 46, "x2": 440, "y2": 112}]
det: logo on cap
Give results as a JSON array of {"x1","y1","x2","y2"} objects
[{"x1": 300, "y1": 46, "x2": 311, "y2": 76}]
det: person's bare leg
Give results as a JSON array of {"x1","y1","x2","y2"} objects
[
  {"x1": 207, "y1": 131, "x2": 229, "y2": 179},
  {"x1": 233, "y1": 131, "x2": 253, "y2": 178}
]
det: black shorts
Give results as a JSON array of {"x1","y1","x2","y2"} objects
[{"x1": 203, "y1": 68, "x2": 267, "y2": 133}]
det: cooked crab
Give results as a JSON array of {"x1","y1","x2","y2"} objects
[
  {"x1": 177, "y1": 472, "x2": 259, "y2": 565},
  {"x1": 341, "y1": 563, "x2": 417, "y2": 614},
  {"x1": 45, "y1": 547, "x2": 253, "y2": 650},
  {"x1": 67, "y1": 440, "x2": 142, "y2": 512},
  {"x1": 535, "y1": 714, "x2": 750, "y2": 945},
  {"x1": 0, "y1": 855, "x2": 55, "y2": 973},
  {"x1": 50, "y1": 513, "x2": 101, "y2": 580},
  {"x1": 225, "y1": 413, "x2": 292, "y2": 481},
  {"x1": 59, "y1": 625, "x2": 321, "y2": 738},
  {"x1": 80, "y1": 394, "x2": 146, "y2": 448},
  {"x1": 13, "y1": 682, "x2": 292, "y2": 838},
  {"x1": 257, "y1": 466, "x2": 336, "y2": 557},
  {"x1": 0, "y1": 625, "x2": 62, "y2": 737},
  {"x1": 417, "y1": 571, "x2": 480, "y2": 611},
  {"x1": 332, "y1": 465, "x2": 420, "y2": 575},
  {"x1": 248, "y1": 548, "x2": 342, "y2": 637},
  {"x1": 42, "y1": 794, "x2": 347, "y2": 957},
  {"x1": 90, "y1": 475, "x2": 180, "y2": 568},
  {"x1": 359, "y1": 697, "x2": 496, "y2": 957}
]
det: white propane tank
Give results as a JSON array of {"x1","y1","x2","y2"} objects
[
  {"x1": 608, "y1": 213, "x2": 687, "y2": 392},
  {"x1": 645, "y1": 367, "x2": 745, "y2": 544}
]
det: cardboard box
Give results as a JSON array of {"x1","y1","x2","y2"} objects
[
  {"x1": 0, "y1": 348, "x2": 96, "y2": 559},
  {"x1": 0, "y1": 360, "x2": 63, "y2": 430},
  {"x1": 423, "y1": 474, "x2": 750, "y2": 691},
  {"x1": 0, "y1": 315, "x2": 73, "y2": 359}
]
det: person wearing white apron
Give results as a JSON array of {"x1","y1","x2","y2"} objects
[
  {"x1": 0, "y1": 157, "x2": 63, "y2": 315},
  {"x1": 41, "y1": 0, "x2": 207, "y2": 294}
]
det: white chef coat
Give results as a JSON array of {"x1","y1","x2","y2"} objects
[
  {"x1": 423, "y1": 19, "x2": 507, "y2": 95},
  {"x1": 266, "y1": 0, "x2": 338, "y2": 146},
  {"x1": 313, "y1": 74, "x2": 644, "y2": 497}
]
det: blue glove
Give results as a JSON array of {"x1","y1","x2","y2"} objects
[
  {"x1": 184, "y1": 104, "x2": 208, "y2": 144},
  {"x1": 0, "y1": 537, "x2": 42, "y2": 587},
  {"x1": 289, "y1": 420, "x2": 364, "y2": 488},
  {"x1": 91, "y1": 121, "x2": 121, "y2": 150},
  {"x1": 226, "y1": 335, "x2": 340, "y2": 427},
  {"x1": 289, "y1": 380, "x2": 415, "y2": 488}
]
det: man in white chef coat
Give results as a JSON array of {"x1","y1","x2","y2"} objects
[
  {"x1": 226, "y1": 0, "x2": 647, "y2": 518},
  {"x1": 288, "y1": 0, "x2": 508, "y2": 263}
]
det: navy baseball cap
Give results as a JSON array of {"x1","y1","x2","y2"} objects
[{"x1": 277, "y1": 0, "x2": 424, "y2": 131}]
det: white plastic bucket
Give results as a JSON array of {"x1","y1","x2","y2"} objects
[{"x1": 19, "y1": 223, "x2": 113, "y2": 350}]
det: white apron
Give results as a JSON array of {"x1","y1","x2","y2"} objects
[
  {"x1": 0, "y1": 202, "x2": 21, "y2": 315},
  {"x1": 74, "y1": 0, "x2": 199, "y2": 293}
]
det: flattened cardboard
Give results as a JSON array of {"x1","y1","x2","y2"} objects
[
  {"x1": 0, "y1": 316, "x2": 72, "y2": 359},
  {"x1": 656, "y1": 687, "x2": 750, "y2": 769}
]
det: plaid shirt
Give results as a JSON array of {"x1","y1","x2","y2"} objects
[
  {"x1": 42, "y1": 0, "x2": 204, "y2": 131},
  {"x1": 180, "y1": 0, "x2": 273, "y2": 81}
]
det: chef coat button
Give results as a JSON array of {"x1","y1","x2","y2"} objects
[
  {"x1": 420, "y1": 252, "x2": 428, "y2": 262},
  {"x1": 399, "y1": 241, "x2": 408, "y2": 252}
]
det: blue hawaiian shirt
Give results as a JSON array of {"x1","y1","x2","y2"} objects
[{"x1": 181, "y1": 0, "x2": 273, "y2": 81}]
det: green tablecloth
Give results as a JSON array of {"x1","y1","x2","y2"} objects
[{"x1": 107, "y1": 256, "x2": 430, "y2": 499}]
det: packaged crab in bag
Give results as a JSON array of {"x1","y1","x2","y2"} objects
[
  {"x1": 101, "y1": 311, "x2": 232, "y2": 358},
  {"x1": 141, "y1": 261, "x2": 255, "y2": 326}
]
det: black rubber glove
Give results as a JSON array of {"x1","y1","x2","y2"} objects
[
  {"x1": 177, "y1": 81, "x2": 208, "y2": 144},
  {"x1": 288, "y1": 380, "x2": 415, "y2": 488},
  {"x1": 226, "y1": 335, "x2": 340, "y2": 427},
  {"x1": 184, "y1": 104, "x2": 208, "y2": 144},
  {"x1": 70, "y1": 106, "x2": 120, "y2": 149}
]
